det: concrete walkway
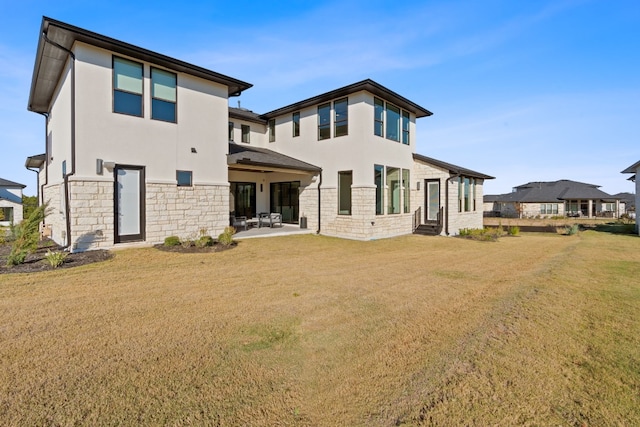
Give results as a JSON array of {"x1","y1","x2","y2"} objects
[{"x1": 234, "y1": 223, "x2": 315, "y2": 240}]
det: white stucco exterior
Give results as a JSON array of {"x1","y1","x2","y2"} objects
[{"x1": 28, "y1": 18, "x2": 492, "y2": 251}]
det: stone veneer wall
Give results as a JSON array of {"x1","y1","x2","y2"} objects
[
  {"x1": 298, "y1": 184, "x2": 318, "y2": 231},
  {"x1": 320, "y1": 186, "x2": 412, "y2": 240},
  {"x1": 446, "y1": 179, "x2": 485, "y2": 234},
  {"x1": 144, "y1": 182, "x2": 229, "y2": 245},
  {"x1": 52, "y1": 180, "x2": 229, "y2": 252}
]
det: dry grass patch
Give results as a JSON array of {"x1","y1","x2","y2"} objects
[{"x1": 0, "y1": 232, "x2": 638, "y2": 425}]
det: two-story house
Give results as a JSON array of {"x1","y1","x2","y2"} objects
[{"x1": 27, "y1": 17, "x2": 492, "y2": 251}]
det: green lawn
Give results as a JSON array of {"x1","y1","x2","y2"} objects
[{"x1": 1, "y1": 231, "x2": 638, "y2": 426}]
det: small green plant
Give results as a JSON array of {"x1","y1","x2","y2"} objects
[
  {"x1": 44, "y1": 250, "x2": 68, "y2": 269},
  {"x1": 6, "y1": 203, "x2": 48, "y2": 266},
  {"x1": 163, "y1": 236, "x2": 181, "y2": 246},
  {"x1": 458, "y1": 228, "x2": 500, "y2": 242},
  {"x1": 508, "y1": 226, "x2": 520, "y2": 236},
  {"x1": 196, "y1": 235, "x2": 214, "y2": 247},
  {"x1": 218, "y1": 226, "x2": 236, "y2": 246}
]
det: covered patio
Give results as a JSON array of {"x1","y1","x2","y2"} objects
[{"x1": 227, "y1": 142, "x2": 321, "y2": 229}]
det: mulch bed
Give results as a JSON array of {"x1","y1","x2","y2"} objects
[{"x1": 0, "y1": 239, "x2": 112, "y2": 275}]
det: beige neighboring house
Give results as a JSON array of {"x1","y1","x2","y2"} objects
[
  {"x1": 26, "y1": 17, "x2": 492, "y2": 252},
  {"x1": 621, "y1": 161, "x2": 640, "y2": 235},
  {"x1": 484, "y1": 180, "x2": 621, "y2": 219},
  {"x1": 0, "y1": 178, "x2": 25, "y2": 226}
]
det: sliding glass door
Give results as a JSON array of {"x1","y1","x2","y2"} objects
[
  {"x1": 270, "y1": 181, "x2": 300, "y2": 223},
  {"x1": 230, "y1": 182, "x2": 256, "y2": 218}
]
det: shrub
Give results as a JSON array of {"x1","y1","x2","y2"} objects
[
  {"x1": 196, "y1": 235, "x2": 214, "y2": 247},
  {"x1": 458, "y1": 228, "x2": 500, "y2": 242},
  {"x1": 6, "y1": 203, "x2": 48, "y2": 266},
  {"x1": 566, "y1": 224, "x2": 580, "y2": 235},
  {"x1": 218, "y1": 226, "x2": 236, "y2": 246},
  {"x1": 164, "y1": 236, "x2": 181, "y2": 246},
  {"x1": 44, "y1": 250, "x2": 68, "y2": 268},
  {"x1": 508, "y1": 226, "x2": 520, "y2": 236}
]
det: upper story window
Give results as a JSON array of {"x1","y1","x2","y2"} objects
[
  {"x1": 386, "y1": 104, "x2": 400, "y2": 142},
  {"x1": 293, "y1": 112, "x2": 300, "y2": 137},
  {"x1": 334, "y1": 98, "x2": 348, "y2": 137},
  {"x1": 229, "y1": 121, "x2": 234, "y2": 141},
  {"x1": 241, "y1": 124, "x2": 250, "y2": 143},
  {"x1": 113, "y1": 56, "x2": 143, "y2": 117},
  {"x1": 151, "y1": 68, "x2": 177, "y2": 122},
  {"x1": 374, "y1": 98, "x2": 384, "y2": 137},
  {"x1": 318, "y1": 103, "x2": 331, "y2": 140},
  {"x1": 268, "y1": 119, "x2": 275, "y2": 142},
  {"x1": 401, "y1": 111, "x2": 410, "y2": 145},
  {"x1": 374, "y1": 98, "x2": 411, "y2": 144}
]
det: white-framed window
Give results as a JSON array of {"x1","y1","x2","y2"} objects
[{"x1": 540, "y1": 203, "x2": 559, "y2": 215}]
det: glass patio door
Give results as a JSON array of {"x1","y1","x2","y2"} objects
[
  {"x1": 231, "y1": 182, "x2": 256, "y2": 218},
  {"x1": 270, "y1": 181, "x2": 300, "y2": 223},
  {"x1": 115, "y1": 166, "x2": 145, "y2": 243},
  {"x1": 426, "y1": 180, "x2": 440, "y2": 222}
]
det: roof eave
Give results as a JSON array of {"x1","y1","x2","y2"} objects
[
  {"x1": 29, "y1": 17, "x2": 252, "y2": 113},
  {"x1": 261, "y1": 79, "x2": 433, "y2": 119}
]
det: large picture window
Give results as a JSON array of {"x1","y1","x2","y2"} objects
[
  {"x1": 113, "y1": 57, "x2": 143, "y2": 117},
  {"x1": 0, "y1": 207, "x2": 13, "y2": 222},
  {"x1": 385, "y1": 104, "x2": 400, "y2": 142},
  {"x1": 338, "y1": 171, "x2": 352, "y2": 215},
  {"x1": 334, "y1": 98, "x2": 348, "y2": 137},
  {"x1": 540, "y1": 203, "x2": 559, "y2": 215},
  {"x1": 375, "y1": 164, "x2": 384, "y2": 215},
  {"x1": 151, "y1": 68, "x2": 176, "y2": 122},
  {"x1": 387, "y1": 167, "x2": 400, "y2": 214},
  {"x1": 318, "y1": 103, "x2": 331, "y2": 140}
]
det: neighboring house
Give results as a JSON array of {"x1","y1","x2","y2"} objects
[
  {"x1": 484, "y1": 180, "x2": 621, "y2": 219},
  {"x1": 0, "y1": 178, "x2": 25, "y2": 226},
  {"x1": 621, "y1": 161, "x2": 640, "y2": 235},
  {"x1": 612, "y1": 192, "x2": 635, "y2": 215},
  {"x1": 26, "y1": 17, "x2": 492, "y2": 252}
]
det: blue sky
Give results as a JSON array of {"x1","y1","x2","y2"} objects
[{"x1": 1, "y1": 0, "x2": 638, "y2": 196}]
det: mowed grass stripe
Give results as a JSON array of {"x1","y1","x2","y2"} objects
[{"x1": 0, "y1": 232, "x2": 638, "y2": 425}]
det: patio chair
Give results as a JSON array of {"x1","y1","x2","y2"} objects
[
  {"x1": 232, "y1": 216, "x2": 248, "y2": 231},
  {"x1": 258, "y1": 213, "x2": 282, "y2": 228}
]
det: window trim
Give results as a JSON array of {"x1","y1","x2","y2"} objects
[
  {"x1": 113, "y1": 56, "x2": 144, "y2": 117},
  {"x1": 241, "y1": 124, "x2": 250, "y2": 143},
  {"x1": 338, "y1": 170, "x2": 353, "y2": 215},
  {"x1": 292, "y1": 111, "x2": 300, "y2": 137},
  {"x1": 334, "y1": 97, "x2": 348, "y2": 137},
  {"x1": 150, "y1": 67, "x2": 177, "y2": 123},
  {"x1": 176, "y1": 170, "x2": 193, "y2": 187},
  {"x1": 268, "y1": 118, "x2": 276, "y2": 142},
  {"x1": 318, "y1": 102, "x2": 331, "y2": 140}
]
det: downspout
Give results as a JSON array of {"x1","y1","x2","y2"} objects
[
  {"x1": 316, "y1": 170, "x2": 323, "y2": 234},
  {"x1": 42, "y1": 31, "x2": 76, "y2": 249},
  {"x1": 33, "y1": 112, "x2": 50, "y2": 208},
  {"x1": 445, "y1": 173, "x2": 461, "y2": 236}
]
